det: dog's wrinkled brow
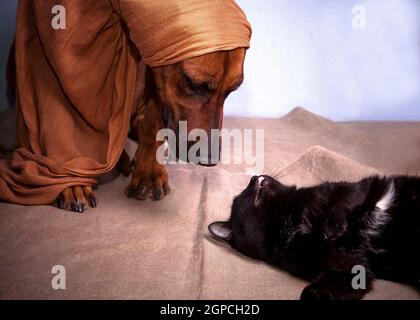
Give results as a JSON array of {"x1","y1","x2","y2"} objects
[{"x1": 183, "y1": 71, "x2": 217, "y2": 91}]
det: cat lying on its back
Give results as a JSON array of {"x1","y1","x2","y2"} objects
[{"x1": 209, "y1": 175, "x2": 420, "y2": 300}]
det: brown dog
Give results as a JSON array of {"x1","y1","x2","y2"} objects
[{"x1": 54, "y1": 48, "x2": 246, "y2": 211}]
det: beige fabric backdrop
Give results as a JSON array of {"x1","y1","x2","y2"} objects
[{"x1": 0, "y1": 107, "x2": 419, "y2": 299}]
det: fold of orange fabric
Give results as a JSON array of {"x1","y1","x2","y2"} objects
[{"x1": 0, "y1": 0, "x2": 251, "y2": 205}]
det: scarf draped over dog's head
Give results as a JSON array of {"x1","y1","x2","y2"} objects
[
  {"x1": 114, "y1": 0, "x2": 251, "y2": 67},
  {"x1": 0, "y1": 0, "x2": 251, "y2": 205}
]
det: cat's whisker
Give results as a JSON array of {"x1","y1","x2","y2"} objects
[
  {"x1": 271, "y1": 167, "x2": 285, "y2": 180},
  {"x1": 274, "y1": 174, "x2": 286, "y2": 182},
  {"x1": 267, "y1": 167, "x2": 278, "y2": 177},
  {"x1": 267, "y1": 168, "x2": 276, "y2": 177}
]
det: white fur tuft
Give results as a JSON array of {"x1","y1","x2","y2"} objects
[
  {"x1": 258, "y1": 176, "x2": 265, "y2": 187},
  {"x1": 367, "y1": 180, "x2": 395, "y2": 237},
  {"x1": 376, "y1": 180, "x2": 395, "y2": 211}
]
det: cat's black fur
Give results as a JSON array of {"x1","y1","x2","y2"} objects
[{"x1": 209, "y1": 175, "x2": 420, "y2": 300}]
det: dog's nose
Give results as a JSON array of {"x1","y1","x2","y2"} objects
[
  {"x1": 199, "y1": 161, "x2": 217, "y2": 167},
  {"x1": 191, "y1": 140, "x2": 221, "y2": 167}
]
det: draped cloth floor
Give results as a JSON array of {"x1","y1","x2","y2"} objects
[{"x1": 0, "y1": 107, "x2": 419, "y2": 300}]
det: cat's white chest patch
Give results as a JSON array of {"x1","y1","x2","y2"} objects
[
  {"x1": 368, "y1": 180, "x2": 395, "y2": 236},
  {"x1": 376, "y1": 180, "x2": 395, "y2": 211}
]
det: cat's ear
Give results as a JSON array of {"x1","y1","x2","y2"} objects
[{"x1": 208, "y1": 221, "x2": 232, "y2": 241}]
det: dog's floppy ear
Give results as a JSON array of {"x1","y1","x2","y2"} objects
[{"x1": 208, "y1": 222, "x2": 232, "y2": 241}]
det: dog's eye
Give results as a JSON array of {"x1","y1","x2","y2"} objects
[{"x1": 183, "y1": 74, "x2": 212, "y2": 96}]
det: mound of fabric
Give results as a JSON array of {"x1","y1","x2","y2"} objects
[
  {"x1": 0, "y1": 0, "x2": 251, "y2": 205},
  {"x1": 1, "y1": 107, "x2": 419, "y2": 300}
]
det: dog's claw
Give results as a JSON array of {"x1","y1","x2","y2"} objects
[
  {"x1": 163, "y1": 185, "x2": 170, "y2": 196},
  {"x1": 126, "y1": 186, "x2": 137, "y2": 199},
  {"x1": 71, "y1": 201, "x2": 78, "y2": 213},
  {"x1": 55, "y1": 197, "x2": 65, "y2": 210},
  {"x1": 70, "y1": 201, "x2": 84, "y2": 213},
  {"x1": 53, "y1": 186, "x2": 96, "y2": 213},
  {"x1": 153, "y1": 189, "x2": 163, "y2": 201},
  {"x1": 126, "y1": 181, "x2": 170, "y2": 201},
  {"x1": 135, "y1": 186, "x2": 149, "y2": 201},
  {"x1": 87, "y1": 195, "x2": 98, "y2": 208}
]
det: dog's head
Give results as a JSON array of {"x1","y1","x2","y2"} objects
[
  {"x1": 209, "y1": 175, "x2": 297, "y2": 261},
  {"x1": 150, "y1": 48, "x2": 246, "y2": 166}
]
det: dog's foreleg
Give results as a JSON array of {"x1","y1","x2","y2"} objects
[{"x1": 125, "y1": 94, "x2": 170, "y2": 201}]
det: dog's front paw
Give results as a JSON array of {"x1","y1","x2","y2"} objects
[
  {"x1": 52, "y1": 186, "x2": 97, "y2": 213},
  {"x1": 126, "y1": 161, "x2": 170, "y2": 201}
]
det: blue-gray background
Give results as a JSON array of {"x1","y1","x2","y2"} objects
[
  {"x1": 0, "y1": 0, "x2": 17, "y2": 113},
  {"x1": 1, "y1": 0, "x2": 419, "y2": 120}
]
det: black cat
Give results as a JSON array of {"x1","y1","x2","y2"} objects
[{"x1": 209, "y1": 175, "x2": 420, "y2": 300}]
